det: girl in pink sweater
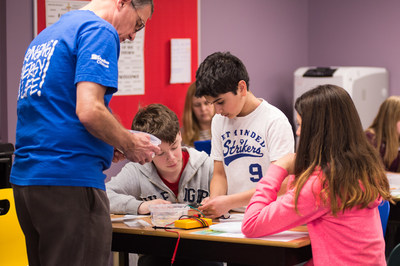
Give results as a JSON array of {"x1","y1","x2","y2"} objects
[{"x1": 242, "y1": 84, "x2": 392, "y2": 265}]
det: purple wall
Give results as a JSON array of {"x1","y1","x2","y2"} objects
[
  {"x1": 0, "y1": 1, "x2": 6, "y2": 142},
  {"x1": 3, "y1": 0, "x2": 400, "y2": 147},
  {"x1": 200, "y1": 0, "x2": 400, "y2": 124},
  {"x1": 200, "y1": 0, "x2": 309, "y2": 120},
  {"x1": 308, "y1": 0, "x2": 400, "y2": 95},
  {"x1": 4, "y1": 0, "x2": 33, "y2": 145}
]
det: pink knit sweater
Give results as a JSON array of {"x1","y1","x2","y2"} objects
[{"x1": 242, "y1": 164, "x2": 386, "y2": 266}]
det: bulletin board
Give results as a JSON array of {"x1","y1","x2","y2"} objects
[{"x1": 34, "y1": 0, "x2": 199, "y2": 128}]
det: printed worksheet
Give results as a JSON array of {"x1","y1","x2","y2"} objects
[{"x1": 193, "y1": 227, "x2": 308, "y2": 242}]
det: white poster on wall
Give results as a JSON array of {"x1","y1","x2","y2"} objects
[
  {"x1": 43, "y1": 0, "x2": 145, "y2": 96},
  {"x1": 116, "y1": 30, "x2": 145, "y2": 95},
  {"x1": 45, "y1": 0, "x2": 88, "y2": 26},
  {"x1": 170, "y1": 38, "x2": 191, "y2": 84}
]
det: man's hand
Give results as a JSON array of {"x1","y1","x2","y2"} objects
[{"x1": 123, "y1": 132, "x2": 160, "y2": 165}]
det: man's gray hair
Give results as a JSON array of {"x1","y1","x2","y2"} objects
[{"x1": 133, "y1": 0, "x2": 154, "y2": 15}]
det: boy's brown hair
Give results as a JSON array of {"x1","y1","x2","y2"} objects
[{"x1": 131, "y1": 104, "x2": 180, "y2": 143}]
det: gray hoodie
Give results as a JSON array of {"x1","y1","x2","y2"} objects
[{"x1": 106, "y1": 147, "x2": 212, "y2": 214}]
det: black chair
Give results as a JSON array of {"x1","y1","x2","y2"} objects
[
  {"x1": 388, "y1": 242, "x2": 400, "y2": 266},
  {"x1": 0, "y1": 143, "x2": 14, "y2": 188}
]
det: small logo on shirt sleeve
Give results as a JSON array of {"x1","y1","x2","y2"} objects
[{"x1": 90, "y1": 54, "x2": 109, "y2": 68}]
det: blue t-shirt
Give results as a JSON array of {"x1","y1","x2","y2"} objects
[{"x1": 11, "y1": 10, "x2": 120, "y2": 190}]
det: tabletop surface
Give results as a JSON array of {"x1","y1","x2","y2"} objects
[{"x1": 111, "y1": 215, "x2": 310, "y2": 248}]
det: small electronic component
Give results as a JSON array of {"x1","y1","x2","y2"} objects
[{"x1": 174, "y1": 217, "x2": 212, "y2": 229}]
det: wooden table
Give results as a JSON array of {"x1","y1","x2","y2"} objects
[{"x1": 111, "y1": 216, "x2": 311, "y2": 266}]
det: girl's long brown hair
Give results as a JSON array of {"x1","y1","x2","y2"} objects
[
  {"x1": 367, "y1": 96, "x2": 400, "y2": 171},
  {"x1": 292, "y1": 84, "x2": 392, "y2": 215},
  {"x1": 182, "y1": 82, "x2": 200, "y2": 147}
]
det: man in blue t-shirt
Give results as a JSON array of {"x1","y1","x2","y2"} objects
[{"x1": 11, "y1": 1, "x2": 159, "y2": 265}]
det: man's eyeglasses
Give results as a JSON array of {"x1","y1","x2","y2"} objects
[{"x1": 131, "y1": 2, "x2": 145, "y2": 33}]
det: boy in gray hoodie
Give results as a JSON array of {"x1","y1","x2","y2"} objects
[{"x1": 106, "y1": 103, "x2": 212, "y2": 215}]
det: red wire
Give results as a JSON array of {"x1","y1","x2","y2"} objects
[
  {"x1": 165, "y1": 228, "x2": 181, "y2": 265},
  {"x1": 161, "y1": 216, "x2": 208, "y2": 265}
]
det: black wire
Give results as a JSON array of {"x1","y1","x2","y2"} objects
[{"x1": 178, "y1": 215, "x2": 209, "y2": 227}]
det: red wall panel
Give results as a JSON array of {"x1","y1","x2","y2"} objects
[
  {"x1": 110, "y1": 0, "x2": 198, "y2": 128},
  {"x1": 35, "y1": 0, "x2": 198, "y2": 128}
]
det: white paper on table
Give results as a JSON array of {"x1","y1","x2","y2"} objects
[
  {"x1": 388, "y1": 172, "x2": 400, "y2": 197},
  {"x1": 170, "y1": 38, "x2": 191, "y2": 84},
  {"x1": 219, "y1": 213, "x2": 244, "y2": 223},
  {"x1": 193, "y1": 224, "x2": 308, "y2": 242},
  {"x1": 111, "y1": 214, "x2": 149, "y2": 222},
  {"x1": 210, "y1": 222, "x2": 242, "y2": 233},
  {"x1": 224, "y1": 230, "x2": 309, "y2": 242},
  {"x1": 124, "y1": 219, "x2": 151, "y2": 228}
]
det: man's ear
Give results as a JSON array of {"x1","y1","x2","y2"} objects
[
  {"x1": 117, "y1": 0, "x2": 123, "y2": 10},
  {"x1": 118, "y1": 0, "x2": 130, "y2": 9}
]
